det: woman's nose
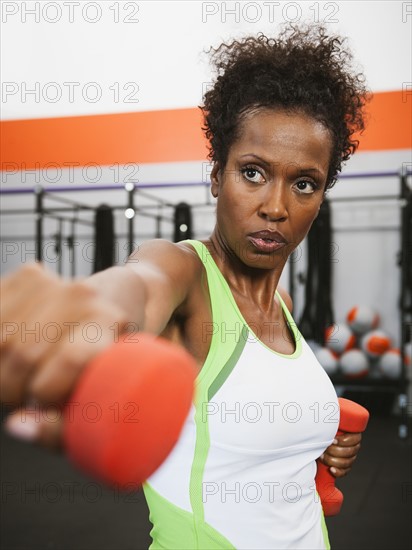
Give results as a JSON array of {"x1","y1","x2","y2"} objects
[{"x1": 258, "y1": 184, "x2": 288, "y2": 222}]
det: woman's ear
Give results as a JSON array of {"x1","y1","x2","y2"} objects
[{"x1": 210, "y1": 162, "x2": 221, "y2": 198}]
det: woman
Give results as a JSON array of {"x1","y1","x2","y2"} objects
[{"x1": 1, "y1": 25, "x2": 367, "y2": 549}]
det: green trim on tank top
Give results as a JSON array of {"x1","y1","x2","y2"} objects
[
  {"x1": 184, "y1": 239, "x2": 303, "y2": 360},
  {"x1": 184, "y1": 239, "x2": 248, "y2": 532},
  {"x1": 320, "y1": 504, "x2": 331, "y2": 550},
  {"x1": 208, "y1": 324, "x2": 248, "y2": 401},
  {"x1": 143, "y1": 482, "x2": 236, "y2": 549}
]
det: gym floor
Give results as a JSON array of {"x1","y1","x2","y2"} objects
[{"x1": 1, "y1": 395, "x2": 411, "y2": 550}]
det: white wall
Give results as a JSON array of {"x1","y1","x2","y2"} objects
[{"x1": 1, "y1": 1, "x2": 410, "y2": 119}]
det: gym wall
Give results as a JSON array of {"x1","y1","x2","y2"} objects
[{"x1": 1, "y1": 1, "x2": 411, "y2": 346}]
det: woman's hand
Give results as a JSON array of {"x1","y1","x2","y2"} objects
[
  {"x1": 319, "y1": 432, "x2": 362, "y2": 477},
  {"x1": 0, "y1": 263, "x2": 129, "y2": 448},
  {"x1": 1, "y1": 243, "x2": 198, "y2": 449}
]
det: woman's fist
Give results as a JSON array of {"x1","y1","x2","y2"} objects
[
  {"x1": 1, "y1": 263, "x2": 129, "y2": 446},
  {"x1": 319, "y1": 432, "x2": 362, "y2": 477}
]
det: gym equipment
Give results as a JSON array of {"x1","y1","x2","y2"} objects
[
  {"x1": 361, "y1": 330, "x2": 392, "y2": 358},
  {"x1": 325, "y1": 324, "x2": 356, "y2": 355},
  {"x1": 93, "y1": 204, "x2": 115, "y2": 273},
  {"x1": 339, "y1": 349, "x2": 369, "y2": 378},
  {"x1": 314, "y1": 347, "x2": 338, "y2": 375},
  {"x1": 174, "y1": 202, "x2": 193, "y2": 242},
  {"x1": 299, "y1": 198, "x2": 335, "y2": 345},
  {"x1": 346, "y1": 305, "x2": 379, "y2": 335},
  {"x1": 377, "y1": 348, "x2": 410, "y2": 379},
  {"x1": 64, "y1": 333, "x2": 197, "y2": 488},
  {"x1": 316, "y1": 397, "x2": 369, "y2": 516}
]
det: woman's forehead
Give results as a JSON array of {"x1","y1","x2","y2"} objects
[{"x1": 231, "y1": 108, "x2": 333, "y2": 165}]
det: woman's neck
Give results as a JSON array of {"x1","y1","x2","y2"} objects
[{"x1": 205, "y1": 230, "x2": 287, "y2": 314}]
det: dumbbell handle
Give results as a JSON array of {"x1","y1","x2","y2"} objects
[{"x1": 316, "y1": 397, "x2": 369, "y2": 516}]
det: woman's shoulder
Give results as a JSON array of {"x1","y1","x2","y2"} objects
[
  {"x1": 128, "y1": 238, "x2": 205, "y2": 282},
  {"x1": 277, "y1": 285, "x2": 293, "y2": 313}
]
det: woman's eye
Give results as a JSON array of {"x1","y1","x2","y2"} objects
[
  {"x1": 241, "y1": 167, "x2": 264, "y2": 184},
  {"x1": 295, "y1": 180, "x2": 316, "y2": 194}
]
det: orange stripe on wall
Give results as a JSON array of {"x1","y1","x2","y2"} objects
[
  {"x1": 1, "y1": 108, "x2": 209, "y2": 170},
  {"x1": 1, "y1": 91, "x2": 410, "y2": 170},
  {"x1": 356, "y1": 90, "x2": 411, "y2": 152}
]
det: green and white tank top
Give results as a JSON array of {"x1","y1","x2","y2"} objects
[{"x1": 143, "y1": 240, "x2": 338, "y2": 549}]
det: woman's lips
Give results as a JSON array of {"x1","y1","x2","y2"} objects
[
  {"x1": 247, "y1": 231, "x2": 288, "y2": 253},
  {"x1": 248, "y1": 237, "x2": 287, "y2": 253}
]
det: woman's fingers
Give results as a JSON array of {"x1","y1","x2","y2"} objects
[
  {"x1": 1, "y1": 263, "x2": 129, "y2": 448},
  {"x1": 27, "y1": 306, "x2": 128, "y2": 404},
  {"x1": 4, "y1": 404, "x2": 64, "y2": 449},
  {"x1": 1, "y1": 278, "x2": 74, "y2": 405},
  {"x1": 320, "y1": 432, "x2": 362, "y2": 477},
  {"x1": 0, "y1": 264, "x2": 57, "y2": 328}
]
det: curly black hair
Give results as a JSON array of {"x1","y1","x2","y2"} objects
[{"x1": 201, "y1": 25, "x2": 369, "y2": 189}]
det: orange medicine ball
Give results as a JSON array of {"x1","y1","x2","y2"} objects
[
  {"x1": 347, "y1": 305, "x2": 379, "y2": 335},
  {"x1": 325, "y1": 324, "x2": 356, "y2": 355},
  {"x1": 339, "y1": 349, "x2": 370, "y2": 378},
  {"x1": 361, "y1": 330, "x2": 392, "y2": 358}
]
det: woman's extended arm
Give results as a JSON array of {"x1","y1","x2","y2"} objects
[
  {"x1": 0, "y1": 239, "x2": 198, "y2": 446},
  {"x1": 85, "y1": 239, "x2": 197, "y2": 334}
]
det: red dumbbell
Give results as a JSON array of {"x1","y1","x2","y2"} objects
[
  {"x1": 316, "y1": 397, "x2": 370, "y2": 516},
  {"x1": 63, "y1": 333, "x2": 197, "y2": 488}
]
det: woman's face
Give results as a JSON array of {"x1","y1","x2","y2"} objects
[{"x1": 211, "y1": 108, "x2": 332, "y2": 270}]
